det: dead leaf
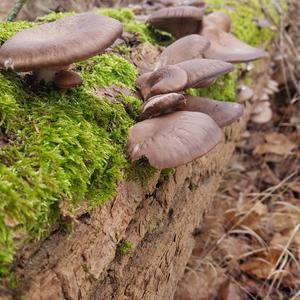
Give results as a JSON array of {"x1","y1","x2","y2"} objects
[
  {"x1": 217, "y1": 281, "x2": 245, "y2": 300},
  {"x1": 254, "y1": 132, "x2": 296, "y2": 156}
]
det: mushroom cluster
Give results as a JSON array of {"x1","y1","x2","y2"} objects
[
  {"x1": 0, "y1": 13, "x2": 123, "y2": 89},
  {"x1": 126, "y1": 3, "x2": 269, "y2": 169}
]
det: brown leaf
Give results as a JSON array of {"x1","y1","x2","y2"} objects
[
  {"x1": 218, "y1": 281, "x2": 245, "y2": 300},
  {"x1": 254, "y1": 132, "x2": 296, "y2": 156}
]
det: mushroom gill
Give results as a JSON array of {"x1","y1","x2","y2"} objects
[
  {"x1": 126, "y1": 111, "x2": 222, "y2": 169},
  {"x1": 147, "y1": 6, "x2": 204, "y2": 39}
]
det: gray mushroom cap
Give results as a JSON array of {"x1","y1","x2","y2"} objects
[
  {"x1": 176, "y1": 95, "x2": 244, "y2": 127},
  {"x1": 126, "y1": 111, "x2": 222, "y2": 169},
  {"x1": 136, "y1": 65, "x2": 188, "y2": 100},
  {"x1": 137, "y1": 93, "x2": 185, "y2": 121},
  {"x1": 0, "y1": 13, "x2": 123, "y2": 72},
  {"x1": 176, "y1": 58, "x2": 234, "y2": 88},
  {"x1": 147, "y1": 6, "x2": 204, "y2": 39},
  {"x1": 156, "y1": 34, "x2": 210, "y2": 68}
]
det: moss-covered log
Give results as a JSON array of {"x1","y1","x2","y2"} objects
[{"x1": 0, "y1": 1, "x2": 279, "y2": 298}]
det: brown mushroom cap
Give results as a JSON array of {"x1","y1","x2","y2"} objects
[
  {"x1": 147, "y1": 6, "x2": 204, "y2": 39},
  {"x1": 126, "y1": 111, "x2": 221, "y2": 169},
  {"x1": 177, "y1": 95, "x2": 244, "y2": 127},
  {"x1": 176, "y1": 58, "x2": 234, "y2": 88},
  {"x1": 0, "y1": 13, "x2": 123, "y2": 72},
  {"x1": 156, "y1": 34, "x2": 210, "y2": 68},
  {"x1": 135, "y1": 65, "x2": 188, "y2": 100},
  {"x1": 200, "y1": 24, "x2": 269, "y2": 63},
  {"x1": 54, "y1": 70, "x2": 83, "y2": 89},
  {"x1": 137, "y1": 93, "x2": 185, "y2": 121},
  {"x1": 204, "y1": 11, "x2": 231, "y2": 32}
]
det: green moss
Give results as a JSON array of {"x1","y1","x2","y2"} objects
[
  {"x1": 0, "y1": 17, "x2": 142, "y2": 275},
  {"x1": 159, "y1": 168, "x2": 175, "y2": 183},
  {"x1": 188, "y1": 67, "x2": 240, "y2": 102},
  {"x1": 0, "y1": 21, "x2": 32, "y2": 44},
  {"x1": 117, "y1": 239, "x2": 132, "y2": 256},
  {"x1": 36, "y1": 12, "x2": 75, "y2": 22}
]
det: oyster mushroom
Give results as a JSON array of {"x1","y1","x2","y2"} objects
[
  {"x1": 237, "y1": 85, "x2": 254, "y2": 102},
  {"x1": 0, "y1": 13, "x2": 123, "y2": 88},
  {"x1": 155, "y1": 34, "x2": 210, "y2": 68},
  {"x1": 204, "y1": 11, "x2": 231, "y2": 32},
  {"x1": 176, "y1": 95, "x2": 244, "y2": 127},
  {"x1": 200, "y1": 15, "x2": 269, "y2": 63},
  {"x1": 176, "y1": 58, "x2": 234, "y2": 88},
  {"x1": 137, "y1": 93, "x2": 185, "y2": 121},
  {"x1": 54, "y1": 70, "x2": 83, "y2": 89},
  {"x1": 126, "y1": 111, "x2": 221, "y2": 169},
  {"x1": 136, "y1": 65, "x2": 188, "y2": 100},
  {"x1": 251, "y1": 101, "x2": 272, "y2": 124},
  {"x1": 147, "y1": 6, "x2": 204, "y2": 39}
]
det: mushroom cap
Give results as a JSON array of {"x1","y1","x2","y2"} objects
[
  {"x1": 201, "y1": 25, "x2": 269, "y2": 63},
  {"x1": 54, "y1": 70, "x2": 83, "y2": 89},
  {"x1": 0, "y1": 13, "x2": 123, "y2": 72},
  {"x1": 177, "y1": 95, "x2": 244, "y2": 127},
  {"x1": 126, "y1": 111, "x2": 222, "y2": 169},
  {"x1": 176, "y1": 58, "x2": 234, "y2": 88},
  {"x1": 251, "y1": 101, "x2": 272, "y2": 123},
  {"x1": 136, "y1": 65, "x2": 188, "y2": 100},
  {"x1": 138, "y1": 93, "x2": 185, "y2": 121},
  {"x1": 147, "y1": 6, "x2": 204, "y2": 39},
  {"x1": 237, "y1": 85, "x2": 254, "y2": 102},
  {"x1": 204, "y1": 11, "x2": 231, "y2": 32},
  {"x1": 156, "y1": 34, "x2": 210, "y2": 68}
]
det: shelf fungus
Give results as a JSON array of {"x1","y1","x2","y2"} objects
[
  {"x1": 0, "y1": 13, "x2": 123, "y2": 89},
  {"x1": 147, "y1": 6, "x2": 204, "y2": 39},
  {"x1": 155, "y1": 34, "x2": 210, "y2": 68},
  {"x1": 200, "y1": 12, "x2": 269, "y2": 63},
  {"x1": 136, "y1": 65, "x2": 188, "y2": 100},
  {"x1": 126, "y1": 111, "x2": 221, "y2": 169},
  {"x1": 176, "y1": 95, "x2": 244, "y2": 127}
]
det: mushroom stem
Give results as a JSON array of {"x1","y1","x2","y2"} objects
[{"x1": 33, "y1": 69, "x2": 59, "y2": 83}]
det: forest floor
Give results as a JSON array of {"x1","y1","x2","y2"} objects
[
  {"x1": 175, "y1": 1, "x2": 300, "y2": 299},
  {"x1": 1, "y1": 1, "x2": 299, "y2": 299}
]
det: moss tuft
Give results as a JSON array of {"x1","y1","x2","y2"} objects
[
  {"x1": 0, "y1": 21, "x2": 32, "y2": 44},
  {"x1": 117, "y1": 239, "x2": 132, "y2": 256}
]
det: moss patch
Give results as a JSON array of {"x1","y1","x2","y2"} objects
[{"x1": 117, "y1": 239, "x2": 132, "y2": 256}]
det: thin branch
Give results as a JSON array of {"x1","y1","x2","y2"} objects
[{"x1": 6, "y1": 0, "x2": 28, "y2": 22}]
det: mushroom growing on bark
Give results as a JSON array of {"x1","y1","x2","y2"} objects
[
  {"x1": 126, "y1": 111, "x2": 221, "y2": 169},
  {"x1": 0, "y1": 13, "x2": 123, "y2": 88},
  {"x1": 137, "y1": 93, "x2": 185, "y2": 121},
  {"x1": 176, "y1": 58, "x2": 234, "y2": 88},
  {"x1": 200, "y1": 12, "x2": 269, "y2": 63},
  {"x1": 147, "y1": 6, "x2": 204, "y2": 39},
  {"x1": 155, "y1": 34, "x2": 210, "y2": 68},
  {"x1": 136, "y1": 65, "x2": 188, "y2": 100},
  {"x1": 176, "y1": 95, "x2": 244, "y2": 127}
]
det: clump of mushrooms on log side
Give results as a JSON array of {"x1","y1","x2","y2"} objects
[
  {"x1": 126, "y1": 3, "x2": 269, "y2": 169},
  {"x1": 0, "y1": 13, "x2": 123, "y2": 89}
]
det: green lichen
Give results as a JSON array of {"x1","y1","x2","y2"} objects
[{"x1": 117, "y1": 239, "x2": 132, "y2": 256}]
